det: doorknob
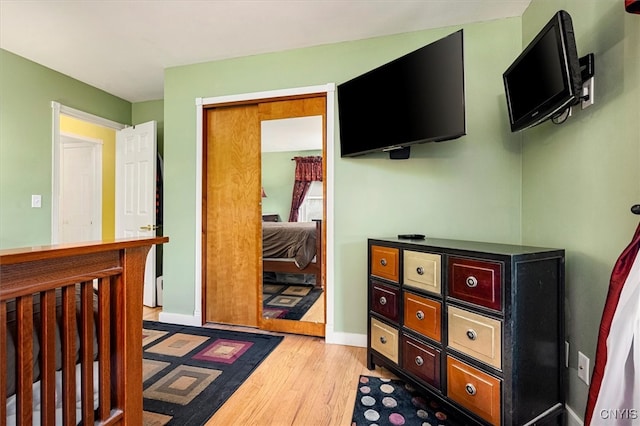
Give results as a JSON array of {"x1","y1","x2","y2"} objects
[{"x1": 139, "y1": 225, "x2": 161, "y2": 231}]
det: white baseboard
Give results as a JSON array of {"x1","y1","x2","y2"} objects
[
  {"x1": 325, "y1": 329, "x2": 367, "y2": 347},
  {"x1": 566, "y1": 405, "x2": 584, "y2": 426},
  {"x1": 157, "y1": 311, "x2": 202, "y2": 326}
]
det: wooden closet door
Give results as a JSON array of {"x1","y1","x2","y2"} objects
[{"x1": 204, "y1": 104, "x2": 261, "y2": 326}]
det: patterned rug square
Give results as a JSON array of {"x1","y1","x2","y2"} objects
[
  {"x1": 351, "y1": 376, "x2": 467, "y2": 426},
  {"x1": 142, "y1": 321, "x2": 283, "y2": 426},
  {"x1": 262, "y1": 283, "x2": 322, "y2": 320}
]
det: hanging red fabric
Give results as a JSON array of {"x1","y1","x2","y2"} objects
[
  {"x1": 626, "y1": 0, "x2": 640, "y2": 14},
  {"x1": 585, "y1": 222, "x2": 640, "y2": 424},
  {"x1": 288, "y1": 156, "x2": 322, "y2": 222}
]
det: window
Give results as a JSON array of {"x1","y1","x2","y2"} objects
[{"x1": 298, "y1": 181, "x2": 323, "y2": 222}]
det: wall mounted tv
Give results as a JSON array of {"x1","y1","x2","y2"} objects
[
  {"x1": 503, "y1": 10, "x2": 584, "y2": 132},
  {"x1": 338, "y1": 30, "x2": 466, "y2": 158}
]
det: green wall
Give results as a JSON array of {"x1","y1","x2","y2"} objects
[
  {"x1": 262, "y1": 150, "x2": 322, "y2": 220},
  {"x1": 132, "y1": 100, "x2": 165, "y2": 156},
  {"x1": 0, "y1": 49, "x2": 131, "y2": 249},
  {"x1": 162, "y1": 18, "x2": 524, "y2": 325},
  {"x1": 520, "y1": 0, "x2": 640, "y2": 419}
]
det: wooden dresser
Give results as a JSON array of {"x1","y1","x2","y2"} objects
[{"x1": 367, "y1": 237, "x2": 565, "y2": 425}]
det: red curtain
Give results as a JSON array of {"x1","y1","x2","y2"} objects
[{"x1": 288, "y1": 156, "x2": 322, "y2": 222}]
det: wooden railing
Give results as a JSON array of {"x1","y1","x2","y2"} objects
[{"x1": 1, "y1": 237, "x2": 167, "y2": 426}]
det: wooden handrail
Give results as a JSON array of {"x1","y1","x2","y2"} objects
[{"x1": 1, "y1": 236, "x2": 168, "y2": 426}]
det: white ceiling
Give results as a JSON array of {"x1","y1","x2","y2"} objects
[{"x1": 0, "y1": 0, "x2": 531, "y2": 103}]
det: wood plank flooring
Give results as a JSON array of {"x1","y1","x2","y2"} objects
[{"x1": 142, "y1": 307, "x2": 396, "y2": 425}]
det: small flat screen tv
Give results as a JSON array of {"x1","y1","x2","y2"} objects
[
  {"x1": 338, "y1": 30, "x2": 466, "y2": 158},
  {"x1": 503, "y1": 10, "x2": 582, "y2": 132}
]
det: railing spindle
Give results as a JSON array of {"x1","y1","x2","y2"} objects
[
  {"x1": 0, "y1": 302, "x2": 7, "y2": 426},
  {"x1": 40, "y1": 289, "x2": 57, "y2": 425},
  {"x1": 16, "y1": 295, "x2": 34, "y2": 424},
  {"x1": 61, "y1": 285, "x2": 77, "y2": 426},
  {"x1": 80, "y1": 280, "x2": 95, "y2": 423},
  {"x1": 97, "y1": 276, "x2": 112, "y2": 421}
]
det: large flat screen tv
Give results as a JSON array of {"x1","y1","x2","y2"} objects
[
  {"x1": 338, "y1": 30, "x2": 466, "y2": 158},
  {"x1": 503, "y1": 10, "x2": 582, "y2": 132}
]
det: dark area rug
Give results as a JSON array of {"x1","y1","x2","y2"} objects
[
  {"x1": 262, "y1": 283, "x2": 322, "y2": 320},
  {"x1": 142, "y1": 321, "x2": 283, "y2": 426},
  {"x1": 351, "y1": 375, "x2": 466, "y2": 426}
]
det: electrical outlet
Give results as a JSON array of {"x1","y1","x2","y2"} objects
[
  {"x1": 581, "y1": 77, "x2": 595, "y2": 109},
  {"x1": 565, "y1": 341, "x2": 569, "y2": 368},
  {"x1": 578, "y1": 351, "x2": 590, "y2": 385}
]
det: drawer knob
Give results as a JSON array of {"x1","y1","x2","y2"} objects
[
  {"x1": 466, "y1": 329, "x2": 477, "y2": 341},
  {"x1": 379, "y1": 296, "x2": 387, "y2": 305},
  {"x1": 465, "y1": 383, "x2": 477, "y2": 396},
  {"x1": 465, "y1": 276, "x2": 478, "y2": 288},
  {"x1": 415, "y1": 356, "x2": 424, "y2": 366},
  {"x1": 416, "y1": 310, "x2": 425, "y2": 320},
  {"x1": 380, "y1": 258, "x2": 387, "y2": 267},
  {"x1": 380, "y1": 336, "x2": 387, "y2": 344},
  {"x1": 416, "y1": 266, "x2": 424, "y2": 275}
]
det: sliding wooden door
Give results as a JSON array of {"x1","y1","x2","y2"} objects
[{"x1": 204, "y1": 104, "x2": 261, "y2": 326}]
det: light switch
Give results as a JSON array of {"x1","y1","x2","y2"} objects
[{"x1": 31, "y1": 194, "x2": 42, "y2": 208}]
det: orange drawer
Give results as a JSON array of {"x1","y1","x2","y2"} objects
[
  {"x1": 447, "y1": 356, "x2": 501, "y2": 425},
  {"x1": 371, "y1": 245, "x2": 399, "y2": 282},
  {"x1": 448, "y1": 257, "x2": 502, "y2": 311},
  {"x1": 402, "y1": 334, "x2": 441, "y2": 389},
  {"x1": 404, "y1": 292, "x2": 441, "y2": 342},
  {"x1": 371, "y1": 281, "x2": 400, "y2": 322},
  {"x1": 370, "y1": 318, "x2": 399, "y2": 363}
]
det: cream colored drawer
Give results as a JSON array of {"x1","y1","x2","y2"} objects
[
  {"x1": 448, "y1": 306, "x2": 502, "y2": 369},
  {"x1": 370, "y1": 318, "x2": 399, "y2": 363},
  {"x1": 447, "y1": 356, "x2": 501, "y2": 425},
  {"x1": 404, "y1": 251, "x2": 441, "y2": 295}
]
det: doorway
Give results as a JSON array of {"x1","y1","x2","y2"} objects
[
  {"x1": 51, "y1": 102, "x2": 160, "y2": 307},
  {"x1": 199, "y1": 84, "x2": 335, "y2": 337}
]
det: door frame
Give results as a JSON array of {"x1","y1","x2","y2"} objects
[
  {"x1": 51, "y1": 102, "x2": 125, "y2": 244},
  {"x1": 191, "y1": 84, "x2": 336, "y2": 340}
]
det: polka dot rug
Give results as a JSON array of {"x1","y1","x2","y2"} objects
[{"x1": 351, "y1": 375, "x2": 465, "y2": 426}]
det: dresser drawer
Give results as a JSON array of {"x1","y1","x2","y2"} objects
[
  {"x1": 448, "y1": 306, "x2": 502, "y2": 369},
  {"x1": 447, "y1": 356, "x2": 501, "y2": 425},
  {"x1": 371, "y1": 245, "x2": 399, "y2": 282},
  {"x1": 371, "y1": 281, "x2": 400, "y2": 322},
  {"x1": 370, "y1": 318, "x2": 399, "y2": 363},
  {"x1": 448, "y1": 257, "x2": 502, "y2": 311},
  {"x1": 404, "y1": 292, "x2": 441, "y2": 342},
  {"x1": 402, "y1": 334, "x2": 441, "y2": 389},
  {"x1": 404, "y1": 251, "x2": 441, "y2": 295}
]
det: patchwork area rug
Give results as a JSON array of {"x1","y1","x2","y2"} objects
[
  {"x1": 142, "y1": 321, "x2": 283, "y2": 426},
  {"x1": 351, "y1": 376, "x2": 465, "y2": 426},
  {"x1": 262, "y1": 283, "x2": 322, "y2": 320}
]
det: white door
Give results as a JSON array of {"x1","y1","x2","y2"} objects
[
  {"x1": 60, "y1": 136, "x2": 102, "y2": 243},
  {"x1": 115, "y1": 121, "x2": 158, "y2": 307}
]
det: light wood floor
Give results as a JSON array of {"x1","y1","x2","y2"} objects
[{"x1": 143, "y1": 307, "x2": 396, "y2": 425}]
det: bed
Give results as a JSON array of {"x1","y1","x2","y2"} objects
[
  {"x1": 1, "y1": 237, "x2": 167, "y2": 426},
  {"x1": 262, "y1": 220, "x2": 322, "y2": 289}
]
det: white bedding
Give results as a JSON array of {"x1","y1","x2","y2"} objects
[{"x1": 6, "y1": 361, "x2": 99, "y2": 426}]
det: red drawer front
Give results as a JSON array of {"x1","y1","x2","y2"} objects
[
  {"x1": 448, "y1": 257, "x2": 502, "y2": 311},
  {"x1": 402, "y1": 334, "x2": 441, "y2": 389},
  {"x1": 371, "y1": 282, "x2": 400, "y2": 322}
]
